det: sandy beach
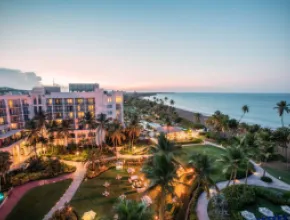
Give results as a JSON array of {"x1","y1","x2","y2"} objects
[{"x1": 175, "y1": 107, "x2": 210, "y2": 125}]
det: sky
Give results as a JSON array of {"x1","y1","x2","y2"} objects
[{"x1": 0, "y1": 0, "x2": 289, "y2": 92}]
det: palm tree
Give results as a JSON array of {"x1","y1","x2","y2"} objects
[
  {"x1": 108, "y1": 120, "x2": 126, "y2": 149},
  {"x1": 48, "y1": 134, "x2": 55, "y2": 153},
  {"x1": 258, "y1": 142, "x2": 275, "y2": 177},
  {"x1": 274, "y1": 101, "x2": 290, "y2": 127},
  {"x1": 57, "y1": 119, "x2": 71, "y2": 150},
  {"x1": 185, "y1": 153, "x2": 219, "y2": 219},
  {"x1": 114, "y1": 198, "x2": 153, "y2": 220},
  {"x1": 227, "y1": 119, "x2": 239, "y2": 136},
  {"x1": 164, "y1": 97, "x2": 168, "y2": 103},
  {"x1": 34, "y1": 110, "x2": 47, "y2": 129},
  {"x1": 25, "y1": 119, "x2": 41, "y2": 158},
  {"x1": 81, "y1": 112, "x2": 97, "y2": 147},
  {"x1": 143, "y1": 154, "x2": 178, "y2": 220},
  {"x1": 170, "y1": 99, "x2": 175, "y2": 106},
  {"x1": 0, "y1": 151, "x2": 12, "y2": 192},
  {"x1": 217, "y1": 145, "x2": 245, "y2": 186},
  {"x1": 194, "y1": 112, "x2": 201, "y2": 124},
  {"x1": 239, "y1": 105, "x2": 249, "y2": 122},
  {"x1": 96, "y1": 113, "x2": 110, "y2": 152},
  {"x1": 271, "y1": 127, "x2": 290, "y2": 169},
  {"x1": 151, "y1": 133, "x2": 182, "y2": 165},
  {"x1": 126, "y1": 114, "x2": 141, "y2": 150}
]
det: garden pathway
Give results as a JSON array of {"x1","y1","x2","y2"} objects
[
  {"x1": 43, "y1": 161, "x2": 86, "y2": 220},
  {"x1": 0, "y1": 173, "x2": 73, "y2": 220},
  {"x1": 195, "y1": 141, "x2": 290, "y2": 220}
]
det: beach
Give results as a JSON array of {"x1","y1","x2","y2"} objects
[{"x1": 175, "y1": 107, "x2": 209, "y2": 125}]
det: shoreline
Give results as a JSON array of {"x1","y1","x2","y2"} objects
[{"x1": 175, "y1": 107, "x2": 209, "y2": 125}]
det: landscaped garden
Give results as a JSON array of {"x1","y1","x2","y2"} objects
[
  {"x1": 208, "y1": 185, "x2": 290, "y2": 220},
  {"x1": 6, "y1": 179, "x2": 72, "y2": 220},
  {"x1": 263, "y1": 165, "x2": 290, "y2": 185}
]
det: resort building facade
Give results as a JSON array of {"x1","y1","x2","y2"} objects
[{"x1": 0, "y1": 83, "x2": 124, "y2": 168}]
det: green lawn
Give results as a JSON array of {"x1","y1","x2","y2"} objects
[
  {"x1": 263, "y1": 166, "x2": 290, "y2": 185},
  {"x1": 70, "y1": 167, "x2": 146, "y2": 219},
  {"x1": 6, "y1": 179, "x2": 72, "y2": 220},
  {"x1": 176, "y1": 145, "x2": 253, "y2": 183}
]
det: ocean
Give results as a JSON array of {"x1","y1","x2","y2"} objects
[{"x1": 146, "y1": 93, "x2": 290, "y2": 129}]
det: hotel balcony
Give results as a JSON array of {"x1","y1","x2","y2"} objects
[{"x1": 0, "y1": 130, "x2": 26, "y2": 149}]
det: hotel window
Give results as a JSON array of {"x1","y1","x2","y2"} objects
[
  {"x1": 0, "y1": 117, "x2": 4, "y2": 125},
  {"x1": 108, "y1": 111, "x2": 113, "y2": 115},
  {"x1": 77, "y1": 99, "x2": 83, "y2": 104},
  {"x1": 8, "y1": 100, "x2": 13, "y2": 108},
  {"x1": 78, "y1": 112, "x2": 84, "y2": 118},
  {"x1": 116, "y1": 96, "x2": 122, "y2": 103},
  {"x1": 47, "y1": 99, "x2": 52, "y2": 105},
  {"x1": 107, "y1": 105, "x2": 112, "y2": 108},
  {"x1": 69, "y1": 112, "x2": 74, "y2": 119},
  {"x1": 11, "y1": 123, "x2": 18, "y2": 129},
  {"x1": 67, "y1": 99, "x2": 73, "y2": 104},
  {"x1": 87, "y1": 105, "x2": 94, "y2": 111},
  {"x1": 107, "y1": 97, "x2": 112, "y2": 103}
]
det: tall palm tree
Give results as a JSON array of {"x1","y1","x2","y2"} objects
[
  {"x1": 108, "y1": 120, "x2": 126, "y2": 149},
  {"x1": 170, "y1": 99, "x2": 175, "y2": 106},
  {"x1": 217, "y1": 145, "x2": 245, "y2": 187},
  {"x1": 194, "y1": 112, "x2": 201, "y2": 124},
  {"x1": 271, "y1": 127, "x2": 290, "y2": 169},
  {"x1": 0, "y1": 151, "x2": 12, "y2": 192},
  {"x1": 185, "y1": 153, "x2": 219, "y2": 220},
  {"x1": 126, "y1": 114, "x2": 141, "y2": 150},
  {"x1": 164, "y1": 96, "x2": 168, "y2": 103},
  {"x1": 25, "y1": 119, "x2": 41, "y2": 158},
  {"x1": 274, "y1": 101, "x2": 290, "y2": 127},
  {"x1": 114, "y1": 198, "x2": 153, "y2": 220},
  {"x1": 143, "y1": 154, "x2": 178, "y2": 220},
  {"x1": 239, "y1": 105, "x2": 249, "y2": 123},
  {"x1": 257, "y1": 142, "x2": 275, "y2": 177},
  {"x1": 96, "y1": 113, "x2": 110, "y2": 152},
  {"x1": 81, "y1": 112, "x2": 97, "y2": 147},
  {"x1": 57, "y1": 119, "x2": 71, "y2": 150},
  {"x1": 48, "y1": 134, "x2": 55, "y2": 153}
]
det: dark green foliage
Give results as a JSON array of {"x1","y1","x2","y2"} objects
[
  {"x1": 222, "y1": 185, "x2": 256, "y2": 210},
  {"x1": 260, "y1": 176, "x2": 273, "y2": 183}
]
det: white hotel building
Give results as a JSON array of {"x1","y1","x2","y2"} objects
[{"x1": 0, "y1": 83, "x2": 123, "y2": 167}]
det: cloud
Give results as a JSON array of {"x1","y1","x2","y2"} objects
[{"x1": 0, "y1": 68, "x2": 42, "y2": 89}]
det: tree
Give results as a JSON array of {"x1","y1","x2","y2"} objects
[
  {"x1": 126, "y1": 114, "x2": 141, "y2": 150},
  {"x1": 0, "y1": 151, "x2": 12, "y2": 192},
  {"x1": 114, "y1": 198, "x2": 153, "y2": 220},
  {"x1": 26, "y1": 119, "x2": 41, "y2": 158},
  {"x1": 271, "y1": 127, "x2": 290, "y2": 169},
  {"x1": 194, "y1": 112, "x2": 201, "y2": 123},
  {"x1": 185, "y1": 153, "x2": 219, "y2": 219},
  {"x1": 143, "y1": 154, "x2": 178, "y2": 220},
  {"x1": 81, "y1": 112, "x2": 97, "y2": 147},
  {"x1": 257, "y1": 141, "x2": 275, "y2": 177},
  {"x1": 217, "y1": 145, "x2": 245, "y2": 187},
  {"x1": 274, "y1": 101, "x2": 290, "y2": 127},
  {"x1": 239, "y1": 105, "x2": 249, "y2": 122},
  {"x1": 164, "y1": 97, "x2": 168, "y2": 103},
  {"x1": 227, "y1": 119, "x2": 239, "y2": 136},
  {"x1": 96, "y1": 113, "x2": 110, "y2": 152},
  {"x1": 151, "y1": 133, "x2": 182, "y2": 165},
  {"x1": 57, "y1": 120, "x2": 71, "y2": 150},
  {"x1": 170, "y1": 99, "x2": 175, "y2": 106},
  {"x1": 108, "y1": 120, "x2": 126, "y2": 149}
]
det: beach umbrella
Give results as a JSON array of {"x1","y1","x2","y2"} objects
[{"x1": 82, "y1": 210, "x2": 96, "y2": 220}]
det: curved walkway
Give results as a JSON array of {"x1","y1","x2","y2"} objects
[
  {"x1": 196, "y1": 142, "x2": 290, "y2": 220},
  {"x1": 43, "y1": 161, "x2": 86, "y2": 220},
  {"x1": 0, "y1": 173, "x2": 73, "y2": 220}
]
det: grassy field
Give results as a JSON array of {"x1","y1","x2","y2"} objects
[
  {"x1": 263, "y1": 166, "x2": 290, "y2": 184},
  {"x1": 70, "y1": 166, "x2": 154, "y2": 219},
  {"x1": 176, "y1": 144, "x2": 253, "y2": 183},
  {"x1": 6, "y1": 179, "x2": 72, "y2": 220}
]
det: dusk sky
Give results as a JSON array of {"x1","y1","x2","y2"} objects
[{"x1": 0, "y1": 0, "x2": 289, "y2": 92}]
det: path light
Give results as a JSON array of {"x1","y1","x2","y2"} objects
[{"x1": 76, "y1": 151, "x2": 80, "y2": 156}]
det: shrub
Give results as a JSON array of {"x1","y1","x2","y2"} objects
[
  {"x1": 254, "y1": 187, "x2": 290, "y2": 205},
  {"x1": 49, "y1": 203, "x2": 78, "y2": 220},
  {"x1": 222, "y1": 185, "x2": 256, "y2": 210},
  {"x1": 260, "y1": 176, "x2": 273, "y2": 183}
]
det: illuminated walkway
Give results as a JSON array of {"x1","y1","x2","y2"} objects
[{"x1": 43, "y1": 161, "x2": 86, "y2": 220}]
